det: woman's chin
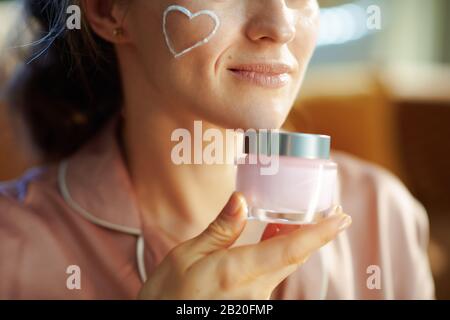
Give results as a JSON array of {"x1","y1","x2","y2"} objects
[
  {"x1": 237, "y1": 104, "x2": 290, "y2": 130},
  {"x1": 230, "y1": 113, "x2": 287, "y2": 131},
  {"x1": 196, "y1": 101, "x2": 291, "y2": 130}
]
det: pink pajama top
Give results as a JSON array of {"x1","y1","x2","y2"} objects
[{"x1": 0, "y1": 119, "x2": 435, "y2": 299}]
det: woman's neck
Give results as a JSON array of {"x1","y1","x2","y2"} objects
[{"x1": 121, "y1": 94, "x2": 239, "y2": 244}]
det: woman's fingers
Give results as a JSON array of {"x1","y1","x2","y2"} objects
[
  {"x1": 260, "y1": 223, "x2": 302, "y2": 241},
  {"x1": 229, "y1": 212, "x2": 352, "y2": 282},
  {"x1": 260, "y1": 206, "x2": 344, "y2": 242},
  {"x1": 179, "y1": 192, "x2": 248, "y2": 266}
]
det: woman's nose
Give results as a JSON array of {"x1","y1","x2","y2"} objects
[{"x1": 245, "y1": 0, "x2": 297, "y2": 45}]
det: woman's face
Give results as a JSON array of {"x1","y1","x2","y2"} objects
[{"x1": 124, "y1": 0, "x2": 320, "y2": 129}]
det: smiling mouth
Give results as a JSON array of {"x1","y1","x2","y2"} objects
[{"x1": 228, "y1": 63, "x2": 293, "y2": 89}]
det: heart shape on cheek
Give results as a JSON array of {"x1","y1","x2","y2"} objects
[{"x1": 163, "y1": 5, "x2": 221, "y2": 58}]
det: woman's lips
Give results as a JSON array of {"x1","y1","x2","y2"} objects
[{"x1": 228, "y1": 63, "x2": 292, "y2": 89}]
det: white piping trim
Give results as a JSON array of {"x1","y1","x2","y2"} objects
[
  {"x1": 137, "y1": 236, "x2": 148, "y2": 283},
  {"x1": 58, "y1": 160, "x2": 148, "y2": 283}
]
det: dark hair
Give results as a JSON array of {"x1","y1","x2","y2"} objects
[{"x1": 6, "y1": 0, "x2": 122, "y2": 162}]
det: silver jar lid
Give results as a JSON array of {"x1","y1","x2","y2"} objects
[{"x1": 243, "y1": 130, "x2": 331, "y2": 160}]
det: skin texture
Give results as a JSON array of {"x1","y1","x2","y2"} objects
[
  {"x1": 124, "y1": 0, "x2": 319, "y2": 129},
  {"x1": 139, "y1": 195, "x2": 351, "y2": 299},
  {"x1": 82, "y1": 0, "x2": 352, "y2": 299}
]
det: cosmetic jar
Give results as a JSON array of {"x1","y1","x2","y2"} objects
[{"x1": 236, "y1": 131, "x2": 338, "y2": 225}]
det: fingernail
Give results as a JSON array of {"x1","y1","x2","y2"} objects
[
  {"x1": 326, "y1": 205, "x2": 343, "y2": 218},
  {"x1": 225, "y1": 193, "x2": 245, "y2": 217},
  {"x1": 338, "y1": 214, "x2": 352, "y2": 231},
  {"x1": 331, "y1": 205, "x2": 343, "y2": 215}
]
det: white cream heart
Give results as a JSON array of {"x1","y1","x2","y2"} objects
[{"x1": 163, "y1": 5, "x2": 221, "y2": 58}]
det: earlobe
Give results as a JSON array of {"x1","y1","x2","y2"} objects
[
  {"x1": 81, "y1": 0, "x2": 130, "y2": 43},
  {"x1": 113, "y1": 27, "x2": 124, "y2": 37}
]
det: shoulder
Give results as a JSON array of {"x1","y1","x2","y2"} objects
[
  {"x1": 0, "y1": 166, "x2": 48, "y2": 198},
  {"x1": 0, "y1": 165, "x2": 77, "y2": 298},
  {"x1": 0, "y1": 165, "x2": 59, "y2": 246},
  {"x1": 331, "y1": 150, "x2": 434, "y2": 298},
  {"x1": 0, "y1": 165, "x2": 58, "y2": 213},
  {"x1": 331, "y1": 150, "x2": 428, "y2": 231},
  {"x1": 0, "y1": 164, "x2": 68, "y2": 238},
  {"x1": 332, "y1": 150, "x2": 406, "y2": 190}
]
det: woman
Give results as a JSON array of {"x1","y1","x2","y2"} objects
[{"x1": 0, "y1": 0, "x2": 434, "y2": 299}]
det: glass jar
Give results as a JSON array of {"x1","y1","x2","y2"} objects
[{"x1": 236, "y1": 130, "x2": 338, "y2": 225}]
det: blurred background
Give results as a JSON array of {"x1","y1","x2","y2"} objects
[{"x1": 1, "y1": 0, "x2": 450, "y2": 299}]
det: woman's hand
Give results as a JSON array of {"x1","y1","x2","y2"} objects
[{"x1": 138, "y1": 192, "x2": 351, "y2": 300}]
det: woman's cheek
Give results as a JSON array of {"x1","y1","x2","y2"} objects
[
  {"x1": 163, "y1": 10, "x2": 219, "y2": 59},
  {"x1": 293, "y1": 14, "x2": 320, "y2": 61}
]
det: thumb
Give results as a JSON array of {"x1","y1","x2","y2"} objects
[{"x1": 184, "y1": 192, "x2": 248, "y2": 258}]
